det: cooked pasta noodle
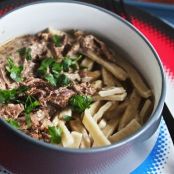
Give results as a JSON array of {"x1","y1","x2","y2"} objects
[{"x1": 0, "y1": 28, "x2": 154, "y2": 148}]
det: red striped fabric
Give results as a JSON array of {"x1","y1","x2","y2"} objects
[{"x1": 131, "y1": 18, "x2": 174, "y2": 79}]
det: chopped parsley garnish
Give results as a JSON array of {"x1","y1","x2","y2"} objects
[
  {"x1": 6, "y1": 57, "x2": 23, "y2": 82},
  {"x1": 45, "y1": 73, "x2": 57, "y2": 86},
  {"x1": 62, "y1": 57, "x2": 73, "y2": 72},
  {"x1": 0, "y1": 89, "x2": 17, "y2": 104},
  {"x1": 37, "y1": 58, "x2": 55, "y2": 76},
  {"x1": 0, "y1": 86, "x2": 35, "y2": 128},
  {"x1": 63, "y1": 115, "x2": 72, "y2": 122},
  {"x1": 51, "y1": 62, "x2": 62, "y2": 75},
  {"x1": 69, "y1": 95, "x2": 92, "y2": 113},
  {"x1": 45, "y1": 73, "x2": 70, "y2": 87},
  {"x1": 37, "y1": 58, "x2": 70, "y2": 87},
  {"x1": 48, "y1": 126, "x2": 62, "y2": 144},
  {"x1": 6, "y1": 118, "x2": 20, "y2": 129},
  {"x1": 24, "y1": 96, "x2": 40, "y2": 127},
  {"x1": 62, "y1": 55, "x2": 82, "y2": 72},
  {"x1": 56, "y1": 74, "x2": 70, "y2": 87},
  {"x1": 0, "y1": 86, "x2": 28, "y2": 104},
  {"x1": 18, "y1": 47, "x2": 32, "y2": 60},
  {"x1": 52, "y1": 35, "x2": 62, "y2": 47},
  {"x1": 37, "y1": 58, "x2": 58, "y2": 86}
]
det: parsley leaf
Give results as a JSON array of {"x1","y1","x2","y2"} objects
[
  {"x1": 6, "y1": 57, "x2": 23, "y2": 82},
  {"x1": 69, "y1": 95, "x2": 92, "y2": 113},
  {"x1": 57, "y1": 74, "x2": 70, "y2": 87},
  {"x1": 62, "y1": 55, "x2": 82, "y2": 72},
  {"x1": 37, "y1": 58, "x2": 55, "y2": 76},
  {"x1": 0, "y1": 86, "x2": 28, "y2": 104},
  {"x1": 6, "y1": 118, "x2": 20, "y2": 129},
  {"x1": 63, "y1": 115, "x2": 72, "y2": 122},
  {"x1": 48, "y1": 126, "x2": 62, "y2": 144},
  {"x1": 37, "y1": 58, "x2": 71, "y2": 86},
  {"x1": 24, "y1": 96, "x2": 40, "y2": 127},
  {"x1": 51, "y1": 62, "x2": 62, "y2": 75},
  {"x1": 52, "y1": 35, "x2": 62, "y2": 47},
  {"x1": 45, "y1": 74, "x2": 57, "y2": 86},
  {"x1": 25, "y1": 113, "x2": 31, "y2": 128},
  {"x1": 37, "y1": 58, "x2": 63, "y2": 86},
  {"x1": 0, "y1": 89, "x2": 17, "y2": 104},
  {"x1": 45, "y1": 73, "x2": 70, "y2": 87},
  {"x1": 62, "y1": 57, "x2": 73, "y2": 72},
  {"x1": 18, "y1": 47, "x2": 32, "y2": 60},
  {"x1": 16, "y1": 86, "x2": 29, "y2": 93}
]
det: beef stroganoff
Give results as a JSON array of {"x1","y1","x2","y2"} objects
[{"x1": 0, "y1": 28, "x2": 154, "y2": 148}]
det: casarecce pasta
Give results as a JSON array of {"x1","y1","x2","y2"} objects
[{"x1": 0, "y1": 28, "x2": 154, "y2": 148}]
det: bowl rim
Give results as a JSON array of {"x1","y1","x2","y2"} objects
[{"x1": 0, "y1": 0, "x2": 166, "y2": 154}]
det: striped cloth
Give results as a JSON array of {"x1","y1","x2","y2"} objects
[{"x1": 0, "y1": 1, "x2": 174, "y2": 174}]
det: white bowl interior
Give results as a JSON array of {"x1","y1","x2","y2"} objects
[{"x1": 0, "y1": 2, "x2": 162, "y2": 113}]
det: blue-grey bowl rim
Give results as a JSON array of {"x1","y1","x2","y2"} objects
[{"x1": 0, "y1": 0, "x2": 166, "y2": 154}]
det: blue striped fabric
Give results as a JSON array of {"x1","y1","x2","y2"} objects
[
  {"x1": 125, "y1": 0, "x2": 174, "y2": 26},
  {"x1": 131, "y1": 119, "x2": 171, "y2": 174}
]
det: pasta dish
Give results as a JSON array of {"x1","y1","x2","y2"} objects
[{"x1": 0, "y1": 28, "x2": 154, "y2": 148}]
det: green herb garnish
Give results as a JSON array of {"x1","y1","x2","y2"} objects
[
  {"x1": 0, "y1": 86, "x2": 28, "y2": 104},
  {"x1": 37, "y1": 58, "x2": 55, "y2": 76},
  {"x1": 63, "y1": 115, "x2": 72, "y2": 122},
  {"x1": 62, "y1": 55, "x2": 82, "y2": 72},
  {"x1": 45, "y1": 73, "x2": 71, "y2": 87},
  {"x1": 52, "y1": 35, "x2": 62, "y2": 47},
  {"x1": 69, "y1": 95, "x2": 92, "y2": 113},
  {"x1": 18, "y1": 47, "x2": 32, "y2": 60},
  {"x1": 62, "y1": 57, "x2": 73, "y2": 72},
  {"x1": 45, "y1": 73, "x2": 57, "y2": 86},
  {"x1": 6, "y1": 118, "x2": 20, "y2": 129},
  {"x1": 6, "y1": 57, "x2": 23, "y2": 82},
  {"x1": 48, "y1": 126, "x2": 62, "y2": 144},
  {"x1": 56, "y1": 74, "x2": 70, "y2": 87},
  {"x1": 37, "y1": 58, "x2": 66, "y2": 86},
  {"x1": 24, "y1": 96, "x2": 40, "y2": 127},
  {"x1": 37, "y1": 57, "x2": 83, "y2": 86},
  {"x1": 0, "y1": 89, "x2": 17, "y2": 104},
  {"x1": 51, "y1": 62, "x2": 62, "y2": 75},
  {"x1": 38, "y1": 58, "x2": 63, "y2": 75}
]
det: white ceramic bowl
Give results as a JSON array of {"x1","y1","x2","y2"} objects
[{"x1": 0, "y1": 1, "x2": 166, "y2": 174}]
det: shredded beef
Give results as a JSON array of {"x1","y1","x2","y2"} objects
[
  {"x1": 23, "y1": 77, "x2": 53, "y2": 94},
  {"x1": 78, "y1": 34, "x2": 114, "y2": 60},
  {"x1": 22, "y1": 59, "x2": 36, "y2": 78},
  {"x1": 47, "y1": 87, "x2": 75, "y2": 108},
  {"x1": 37, "y1": 32, "x2": 50, "y2": 41},
  {"x1": 27, "y1": 86, "x2": 47, "y2": 99},
  {"x1": 29, "y1": 37, "x2": 48, "y2": 59},
  {"x1": 0, "y1": 104, "x2": 24, "y2": 119},
  {"x1": 30, "y1": 109, "x2": 49, "y2": 127},
  {"x1": 23, "y1": 77, "x2": 51, "y2": 88},
  {"x1": 0, "y1": 68, "x2": 7, "y2": 89},
  {"x1": 40, "y1": 118, "x2": 53, "y2": 130},
  {"x1": 50, "y1": 34, "x2": 72, "y2": 58},
  {"x1": 67, "y1": 43, "x2": 80, "y2": 57},
  {"x1": 73, "y1": 82, "x2": 96, "y2": 95},
  {"x1": 23, "y1": 77, "x2": 53, "y2": 106}
]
